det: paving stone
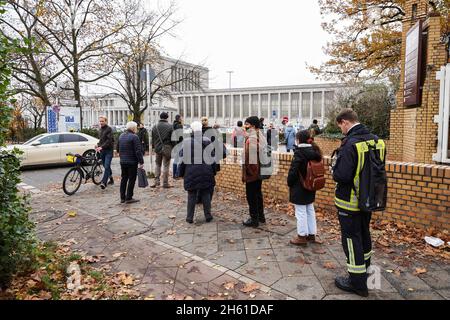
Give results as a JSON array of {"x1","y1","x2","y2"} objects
[
  {"x1": 182, "y1": 242, "x2": 219, "y2": 258},
  {"x1": 134, "y1": 283, "x2": 174, "y2": 300},
  {"x1": 437, "y1": 289, "x2": 450, "y2": 300},
  {"x1": 193, "y1": 232, "x2": 217, "y2": 244},
  {"x1": 418, "y1": 270, "x2": 450, "y2": 290},
  {"x1": 160, "y1": 233, "x2": 194, "y2": 248},
  {"x1": 218, "y1": 238, "x2": 245, "y2": 252},
  {"x1": 245, "y1": 249, "x2": 277, "y2": 262},
  {"x1": 366, "y1": 292, "x2": 405, "y2": 300},
  {"x1": 236, "y1": 261, "x2": 283, "y2": 287},
  {"x1": 218, "y1": 223, "x2": 244, "y2": 232},
  {"x1": 272, "y1": 276, "x2": 326, "y2": 300},
  {"x1": 105, "y1": 216, "x2": 147, "y2": 235},
  {"x1": 383, "y1": 271, "x2": 434, "y2": 294},
  {"x1": 278, "y1": 261, "x2": 315, "y2": 277},
  {"x1": 402, "y1": 290, "x2": 445, "y2": 300},
  {"x1": 241, "y1": 228, "x2": 272, "y2": 239},
  {"x1": 114, "y1": 256, "x2": 149, "y2": 278},
  {"x1": 323, "y1": 294, "x2": 364, "y2": 300},
  {"x1": 176, "y1": 261, "x2": 224, "y2": 284},
  {"x1": 148, "y1": 250, "x2": 192, "y2": 268},
  {"x1": 274, "y1": 247, "x2": 305, "y2": 262},
  {"x1": 243, "y1": 237, "x2": 272, "y2": 250},
  {"x1": 207, "y1": 250, "x2": 247, "y2": 270},
  {"x1": 218, "y1": 229, "x2": 243, "y2": 241},
  {"x1": 141, "y1": 267, "x2": 179, "y2": 284}
]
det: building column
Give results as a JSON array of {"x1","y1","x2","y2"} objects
[
  {"x1": 240, "y1": 94, "x2": 244, "y2": 119},
  {"x1": 231, "y1": 94, "x2": 234, "y2": 122},
  {"x1": 321, "y1": 90, "x2": 325, "y2": 126},
  {"x1": 310, "y1": 90, "x2": 314, "y2": 124},
  {"x1": 288, "y1": 92, "x2": 292, "y2": 123},
  {"x1": 258, "y1": 94, "x2": 262, "y2": 119},
  {"x1": 277, "y1": 93, "x2": 281, "y2": 123},
  {"x1": 206, "y1": 95, "x2": 210, "y2": 118},
  {"x1": 183, "y1": 96, "x2": 188, "y2": 120},
  {"x1": 191, "y1": 96, "x2": 194, "y2": 123}
]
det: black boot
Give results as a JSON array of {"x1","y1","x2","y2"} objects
[
  {"x1": 243, "y1": 218, "x2": 259, "y2": 228},
  {"x1": 334, "y1": 276, "x2": 369, "y2": 297},
  {"x1": 108, "y1": 177, "x2": 114, "y2": 185}
]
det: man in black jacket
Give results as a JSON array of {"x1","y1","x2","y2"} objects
[
  {"x1": 117, "y1": 121, "x2": 144, "y2": 204},
  {"x1": 96, "y1": 116, "x2": 114, "y2": 189},
  {"x1": 151, "y1": 112, "x2": 174, "y2": 188},
  {"x1": 332, "y1": 108, "x2": 384, "y2": 298}
]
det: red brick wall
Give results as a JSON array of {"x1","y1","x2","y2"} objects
[
  {"x1": 315, "y1": 136, "x2": 392, "y2": 160},
  {"x1": 217, "y1": 149, "x2": 450, "y2": 231}
]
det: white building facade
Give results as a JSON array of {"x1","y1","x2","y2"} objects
[{"x1": 175, "y1": 84, "x2": 342, "y2": 128}]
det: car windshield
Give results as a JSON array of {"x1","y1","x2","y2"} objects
[{"x1": 23, "y1": 134, "x2": 46, "y2": 145}]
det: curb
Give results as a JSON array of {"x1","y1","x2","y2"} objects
[{"x1": 17, "y1": 182, "x2": 41, "y2": 194}]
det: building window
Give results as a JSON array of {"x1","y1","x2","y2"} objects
[
  {"x1": 208, "y1": 96, "x2": 215, "y2": 117},
  {"x1": 178, "y1": 97, "x2": 184, "y2": 117},
  {"x1": 313, "y1": 92, "x2": 322, "y2": 118},
  {"x1": 251, "y1": 94, "x2": 258, "y2": 116},
  {"x1": 291, "y1": 93, "x2": 300, "y2": 119},
  {"x1": 233, "y1": 95, "x2": 241, "y2": 118},
  {"x1": 261, "y1": 94, "x2": 268, "y2": 118},
  {"x1": 193, "y1": 97, "x2": 199, "y2": 118},
  {"x1": 224, "y1": 95, "x2": 231, "y2": 118},
  {"x1": 186, "y1": 98, "x2": 192, "y2": 118},
  {"x1": 302, "y1": 92, "x2": 311, "y2": 119},
  {"x1": 281, "y1": 93, "x2": 289, "y2": 118},
  {"x1": 201, "y1": 96, "x2": 206, "y2": 117},
  {"x1": 325, "y1": 91, "x2": 335, "y2": 115},
  {"x1": 216, "y1": 96, "x2": 223, "y2": 117},
  {"x1": 242, "y1": 95, "x2": 250, "y2": 118},
  {"x1": 270, "y1": 93, "x2": 279, "y2": 117}
]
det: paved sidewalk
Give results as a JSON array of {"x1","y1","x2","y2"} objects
[{"x1": 28, "y1": 177, "x2": 449, "y2": 300}]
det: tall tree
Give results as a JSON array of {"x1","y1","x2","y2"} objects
[
  {"x1": 1, "y1": 0, "x2": 67, "y2": 128},
  {"x1": 11, "y1": 0, "x2": 136, "y2": 129},
  {"x1": 100, "y1": 1, "x2": 205, "y2": 123},
  {"x1": 310, "y1": 0, "x2": 406, "y2": 83}
]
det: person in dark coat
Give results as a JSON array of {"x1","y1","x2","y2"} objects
[
  {"x1": 137, "y1": 123, "x2": 149, "y2": 154},
  {"x1": 117, "y1": 121, "x2": 144, "y2": 204},
  {"x1": 287, "y1": 130, "x2": 323, "y2": 246},
  {"x1": 172, "y1": 114, "x2": 184, "y2": 179},
  {"x1": 96, "y1": 116, "x2": 114, "y2": 189},
  {"x1": 178, "y1": 121, "x2": 215, "y2": 224}
]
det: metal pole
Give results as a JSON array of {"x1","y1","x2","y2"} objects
[
  {"x1": 227, "y1": 71, "x2": 233, "y2": 89},
  {"x1": 147, "y1": 63, "x2": 153, "y2": 173}
]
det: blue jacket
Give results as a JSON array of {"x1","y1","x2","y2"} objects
[
  {"x1": 179, "y1": 134, "x2": 216, "y2": 191},
  {"x1": 117, "y1": 131, "x2": 144, "y2": 165},
  {"x1": 284, "y1": 126, "x2": 296, "y2": 150}
]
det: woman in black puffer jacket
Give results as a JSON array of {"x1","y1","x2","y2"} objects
[
  {"x1": 287, "y1": 130, "x2": 323, "y2": 246},
  {"x1": 178, "y1": 121, "x2": 215, "y2": 224}
]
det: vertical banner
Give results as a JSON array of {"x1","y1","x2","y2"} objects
[{"x1": 47, "y1": 106, "x2": 58, "y2": 133}]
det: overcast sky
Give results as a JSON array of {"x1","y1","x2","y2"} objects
[{"x1": 157, "y1": 0, "x2": 331, "y2": 89}]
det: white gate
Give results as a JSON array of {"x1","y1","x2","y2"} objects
[{"x1": 433, "y1": 64, "x2": 450, "y2": 164}]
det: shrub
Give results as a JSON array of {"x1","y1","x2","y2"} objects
[{"x1": 80, "y1": 128, "x2": 99, "y2": 139}]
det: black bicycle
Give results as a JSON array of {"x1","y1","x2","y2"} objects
[{"x1": 62, "y1": 152, "x2": 104, "y2": 196}]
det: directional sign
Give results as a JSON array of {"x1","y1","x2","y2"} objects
[{"x1": 60, "y1": 99, "x2": 78, "y2": 106}]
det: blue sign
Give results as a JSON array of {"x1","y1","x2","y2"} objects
[
  {"x1": 47, "y1": 107, "x2": 58, "y2": 133},
  {"x1": 272, "y1": 110, "x2": 277, "y2": 117},
  {"x1": 65, "y1": 116, "x2": 75, "y2": 123}
]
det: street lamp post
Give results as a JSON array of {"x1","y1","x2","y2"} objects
[
  {"x1": 146, "y1": 63, "x2": 153, "y2": 174},
  {"x1": 227, "y1": 71, "x2": 234, "y2": 89}
]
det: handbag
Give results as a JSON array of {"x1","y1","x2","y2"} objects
[{"x1": 137, "y1": 167, "x2": 149, "y2": 188}]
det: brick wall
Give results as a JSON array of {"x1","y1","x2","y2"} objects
[
  {"x1": 390, "y1": 1, "x2": 448, "y2": 164},
  {"x1": 216, "y1": 149, "x2": 450, "y2": 231}
]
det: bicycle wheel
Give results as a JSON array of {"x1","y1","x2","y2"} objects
[
  {"x1": 63, "y1": 168, "x2": 82, "y2": 196},
  {"x1": 92, "y1": 163, "x2": 104, "y2": 185}
]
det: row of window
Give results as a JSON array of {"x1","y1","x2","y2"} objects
[
  {"x1": 171, "y1": 67, "x2": 201, "y2": 92},
  {"x1": 178, "y1": 91, "x2": 335, "y2": 119}
]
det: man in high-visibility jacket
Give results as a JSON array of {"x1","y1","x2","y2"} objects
[{"x1": 332, "y1": 108, "x2": 386, "y2": 297}]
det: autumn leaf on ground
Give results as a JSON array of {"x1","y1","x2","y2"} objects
[
  {"x1": 414, "y1": 268, "x2": 427, "y2": 275},
  {"x1": 377, "y1": 239, "x2": 390, "y2": 247},
  {"x1": 116, "y1": 272, "x2": 134, "y2": 286},
  {"x1": 68, "y1": 211, "x2": 77, "y2": 218},
  {"x1": 312, "y1": 248, "x2": 327, "y2": 255},
  {"x1": 166, "y1": 230, "x2": 176, "y2": 235},
  {"x1": 112, "y1": 252, "x2": 127, "y2": 259},
  {"x1": 223, "y1": 281, "x2": 236, "y2": 290},
  {"x1": 240, "y1": 283, "x2": 260, "y2": 293},
  {"x1": 169, "y1": 215, "x2": 176, "y2": 220},
  {"x1": 323, "y1": 261, "x2": 336, "y2": 269}
]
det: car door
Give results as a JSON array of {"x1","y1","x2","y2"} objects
[
  {"x1": 59, "y1": 134, "x2": 90, "y2": 162},
  {"x1": 27, "y1": 134, "x2": 62, "y2": 165}
]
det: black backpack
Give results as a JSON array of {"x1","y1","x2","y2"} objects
[{"x1": 356, "y1": 139, "x2": 388, "y2": 212}]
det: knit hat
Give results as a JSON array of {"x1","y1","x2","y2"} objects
[{"x1": 160, "y1": 112, "x2": 169, "y2": 120}]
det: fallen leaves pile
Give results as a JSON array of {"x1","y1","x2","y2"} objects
[{"x1": 0, "y1": 242, "x2": 140, "y2": 300}]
